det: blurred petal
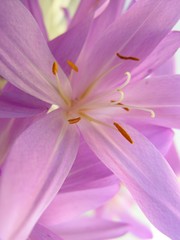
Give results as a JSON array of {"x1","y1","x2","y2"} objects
[
  {"x1": 30, "y1": 224, "x2": 63, "y2": 240},
  {"x1": 86, "y1": 0, "x2": 125, "y2": 46},
  {"x1": 0, "y1": 110, "x2": 79, "y2": 240},
  {"x1": 50, "y1": 217, "x2": 129, "y2": 240},
  {"x1": 40, "y1": 181, "x2": 118, "y2": 225},
  {"x1": 69, "y1": 0, "x2": 106, "y2": 28},
  {"x1": 120, "y1": 213, "x2": 152, "y2": 239},
  {"x1": 166, "y1": 143, "x2": 180, "y2": 175},
  {"x1": 79, "y1": 120, "x2": 180, "y2": 239},
  {"x1": 153, "y1": 57, "x2": 175, "y2": 76}
]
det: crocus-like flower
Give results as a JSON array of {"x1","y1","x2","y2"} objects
[{"x1": 1, "y1": 1, "x2": 180, "y2": 239}]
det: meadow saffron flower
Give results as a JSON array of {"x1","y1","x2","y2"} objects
[{"x1": 0, "y1": 0, "x2": 180, "y2": 239}]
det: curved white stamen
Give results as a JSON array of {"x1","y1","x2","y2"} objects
[
  {"x1": 115, "y1": 103, "x2": 155, "y2": 118},
  {"x1": 117, "y1": 72, "x2": 131, "y2": 91},
  {"x1": 111, "y1": 90, "x2": 124, "y2": 104}
]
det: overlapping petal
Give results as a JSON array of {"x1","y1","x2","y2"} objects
[
  {"x1": 30, "y1": 224, "x2": 63, "y2": 240},
  {"x1": 123, "y1": 75, "x2": 180, "y2": 128},
  {"x1": 21, "y1": 0, "x2": 48, "y2": 40},
  {"x1": 0, "y1": 83, "x2": 49, "y2": 118},
  {"x1": 40, "y1": 182, "x2": 119, "y2": 226},
  {"x1": 85, "y1": 0, "x2": 125, "y2": 47},
  {"x1": 48, "y1": 13, "x2": 94, "y2": 76},
  {"x1": 49, "y1": 217, "x2": 129, "y2": 240},
  {"x1": 132, "y1": 31, "x2": 180, "y2": 80},
  {"x1": 79, "y1": 120, "x2": 180, "y2": 239},
  {"x1": 0, "y1": 0, "x2": 69, "y2": 105},
  {"x1": 126, "y1": 122, "x2": 174, "y2": 155},
  {"x1": 72, "y1": 0, "x2": 180, "y2": 96},
  {"x1": 69, "y1": 0, "x2": 106, "y2": 28},
  {"x1": 0, "y1": 110, "x2": 79, "y2": 240},
  {"x1": 166, "y1": 143, "x2": 180, "y2": 175},
  {"x1": 62, "y1": 138, "x2": 116, "y2": 192},
  {"x1": 0, "y1": 113, "x2": 46, "y2": 167}
]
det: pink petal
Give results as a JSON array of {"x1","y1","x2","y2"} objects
[
  {"x1": 49, "y1": 217, "x2": 129, "y2": 240},
  {"x1": 132, "y1": 31, "x2": 180, "y2": 80},
  {"x1": 79, "y1": 120, "x2": 180, "y2": 239},
  {"x1": 85, "y1": 0, "x2": 125, "y2": 47},
  {"x1": 0, "y1": 83, "x2": 49, "y2": 118},
  {"x1": 0, "y1": 1, "x2": 68, "y2": 105},
  {"x1": 166, "y1": 143, "x2": 180, "y2": 175},
  {"x1": 62, "y1": 137, "x2": 116, "y2": 192},
  {"x1": 0, "y1": 117, "x2": 37, "y2": 166},
  {"x1": 21, "y1": 0, "x2": 48, "y2": 40},
  {"x1": 30, "y1": 224, "x2": 63, "y2": 240},
  {"x1": 0, "y1": 110, "x2": 79, "y2": 240},
  {"x1": 126, "y1": 122, "x2": 174, "y2": 156},
  {"x1": 153, "y1": 57, "x2": 175, "y2": 76},
  {"x1": 40, "y1": 180, "x2": 118, "y2": 225},
  {"x1": 72, "y1": 0, "x2": 180, "y2": 96},
  {"x1": 69, "y1": 0, "x2": 106, "y2": 28},
  {"x1": 124, "y1": 75, "x2": 180, "y2": 128},
  {"x1": 48, "y1": 13, "x2": 94, "y2": 76}
]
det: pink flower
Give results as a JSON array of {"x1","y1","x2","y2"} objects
[{"x1": 0, "y1": 0, "x2": 180, "y2": 239}]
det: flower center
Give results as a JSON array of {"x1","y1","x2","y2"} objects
[{"x1": 51, "y1": 54, "x2": 155, "y2": 144}]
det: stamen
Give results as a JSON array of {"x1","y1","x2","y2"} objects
[
  {"x1": 112, "y1": 102, "x2": 155, "y2": 118},
  {"x1": 117, "y1": 72, "x2": 131, "y2": 91},
  {"x1": 52, "y1": 61, "x2": 58, "y2": 75},
  {"x1": 113, "y1": 122, "x2": 133, "y2": 144},
  {"x1": 67, "y1": 60, "x2": 78, "y2": 72},
  {"x1": 52, "y1": 62, "x2": 71, "y2": 106},
  {"x1": 68, "y1": 117, "x2": 81, "y2": 124},
  {"x1": 116, "y1": 53, "x2": 139, "y2": 61},
  {"x1": 117, "y1": 103, "x2": 129, "y2": 111},
  {"x1": 122, "y1": 105, "x2": 155, "y2": 118}
]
